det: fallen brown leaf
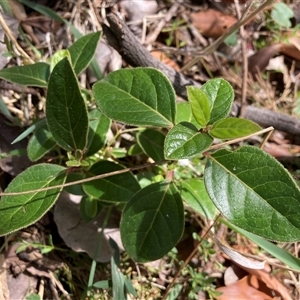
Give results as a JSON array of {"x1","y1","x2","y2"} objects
[
  {"x1": 216, "y1": 275, "x2": 274, "y2": 300},
  {"x1": 151, "y1": 50, "x2": 180, "y2": 71},
  {"x1": 190, "y1": 9, "x2": 237, "y2": 39}
]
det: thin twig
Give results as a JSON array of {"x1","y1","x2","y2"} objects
[
  {"x1": 145, "y1": 2, "x2": 181, "y2": 45},
  {"x1": 0, "y1": 127, "x2": 274, "y2": 197},
  {"x1": 0, "y1": 12, "x2": 34, "y2": 64}
]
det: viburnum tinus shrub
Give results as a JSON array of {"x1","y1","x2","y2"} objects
[{"x1": 0, "y1": 32, "x2": 299, "y2": 269}]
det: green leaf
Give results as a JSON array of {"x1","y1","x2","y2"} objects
[
  {"x1": 80, "y1": 196, "x2": 102, "y2": 222},
  {"x1": 201, "y1": 78, "x2": 234, "y2": 124},
  {"x1": 223, "y1": 219, "x2": 300, "y2": 272},
  {"x1": 0, "y1": 164, "x2": 66, "y2": 236},
  {"x1": 175, "y1": 102, "x2": 199, "y2": 127},
  {"x1": 93, "y1": 68, "x2": 176, "y2": 127},
  {"x1": 19, "y1": 0, "x2": 103, "y2": 79},
  {"x1": 46, "y1": 57, "x2": 88, "y2": 151},
  {"x1": 12, "y1": 119, "x2": 46, "y2": 144},
  {"x1": 127, "y1": 143, "x2": 143, "y2": 156},
  {"x1": 187, "y1": 86, "x2": 211, "y2": 127},
  {"x1": 137, "y1": 129, "x2": 165, "y2": 161},
  {"x1": 50, "y1": 49, "x2": 70, "y2": 72},
  {"x1": 83, "y1": 160, "x2": 140, "y2": 203},
  {"x1": 64, "y1": 172, "x2": 86, "y2": 196},
  {"x1": 69, "y1": 32, "x2": 101, "y2": 75},
  {"x1": 164, "y1": 122, "x2": 213, "y2": 160},
  {"x1": 0, "y1": 96, "x2": 14, "y2": 122},
  {"x1": 178, "y1": 179, "x2": 217, "y2": 220},
  {"x1": 0, "y1": 63, "x2": 50, "y2": 87},
  {"x1": 27, "y1": 122, "x2": 56, "y2": 161},
  {"x1": 109, "y1": 238, "x2": 126, "y2": 300},
  {"x1": 120, "y1": 181, "x2": 184, "y2": 262},
  {"x1": 204, "y1": 146, "x2": 300, "y2": 242},
  {"x1": 209, "y1": 117, "x2": 261, "y2": 139},
  {"x1": 82, "y1": 196, "x2": 98, "y2": 219},
  {"x1": 271, "y1": 3, "x2": 294, "y2": 28},
  {"x1": 86, "y1": 109, "x2": 111, "y2": 156}
]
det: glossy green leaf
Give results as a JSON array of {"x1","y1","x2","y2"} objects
[
  {"x1": 178, "y1": 179, "x2": 217, "y2": 220},
  {"x1": 0, "y1": 164, "x2": 66, "y2": 236},
  {"x1": 83, "y1": 160, "x2": 140, "y2": 203},
  {"x1": 0, "y1": 63, "x2": 50, "y2": 87},
  {"x1": 46, "y1": 57, "x2": 88, "y2": 151},
  {"x1": 201, "y1": 78, "x2": 234, "y2": 124},
  {"x1": 93, "y1": 68, "x2": 176, "y2": 127},
  {"x1": 27, "y1": 123, "x2": 56, "y2": 161},
  {"x1": 175, "y1": 102, "x2": 199, "y2": 127},
  {"x1": 223, "y1": 219, "x2": 300, "y2": 272},
  {"x1": 187, "y1": 86, "x2": 211, "y2": 127},
  {"x1": 204, "y1": 146, "x2": 300, "y2": 242},
  {"x1": 210, "y1": 117, "x2": 261, "y2": 139},
  {"x1": 69, "y1": 32, "x2": 101, "y2": 75},
  {"x1": 164, "y1": 122, "x2": 213, "y2": 160},
  {"x1": 120, "y1": 181, "x2": 184, "y2": 262},
  {"x1": 137, "y1": 129, "x2": 165, "y2": 161},
  {"x1": 86, "y1": 109, "x2": 111, "y2": 156}
]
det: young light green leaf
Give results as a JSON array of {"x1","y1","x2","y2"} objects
[
  {"x1": 0, "y1": 164, "x2": 66, "y2": 236},
  {"x1": 164, "y1": 122, "x2": 213, "y2": 160},
  {"x1": 178, "y1": 178, "x2": 217, "y2": 220},
  {"x1": 201, "y1": 78, "x2": 234, "y2": 124},
  {"x1": 83, "y1": 160, "x2": 140, "y2": 203},
  {"x1": 204, "y1": 146, "x2": 300, "y2": 242},
  {"x1": 271, "y1": 3, "x2": 294, "y2": 28},
  {"x1": 93, "y1": 68, "x2": 176, "y2": 127},
  {"x1": 0, "y1": 63, "x2": 50, "y2": 87},
  {"x1": 50, "y1": 49, "x2": 70, "y2": 72},
  {"x1": 120, "y1": 181, "x2": 184, "y2": 262},
  {"x1": 46, "y1": 57, "x2": 88, "y2": 151},
  {"x1": 68, "y1": 32, "x2": 101, "y2": 75},
  {"x1": 175, "y1": 102, "x2": 199, "y2": 127},
  {"x1": 187, "y1": 86, "x2": 211, "y2": 127},
  {"x1": 86, "y1": 109, "x2": 111, "y2": 156},
  {"x1": 27, "y1": 122, "x2": 56, "y2": 161},
  {"x1": 209, "y1": 117, "x2": 261, "y2": 139},
  {"x1": 137, "y1": 129, "x2": 165, "y2": 161}
]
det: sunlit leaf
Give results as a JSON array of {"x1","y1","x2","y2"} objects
[
  {"x1": 93, "y1": 68, "x2": 176, "y2": 127},
  {"x1": 121, "y1": 181, "x2": 184, "y2": 262},
  {"x1": 164, "y1": 122, "x2": 213, "y2": 160},
  {"x1": 205, "y1": 146, "x2": 300, "y2": 241},
  {"x1": 0, "y1": 164, "x2": 66, "y2": 236}
]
